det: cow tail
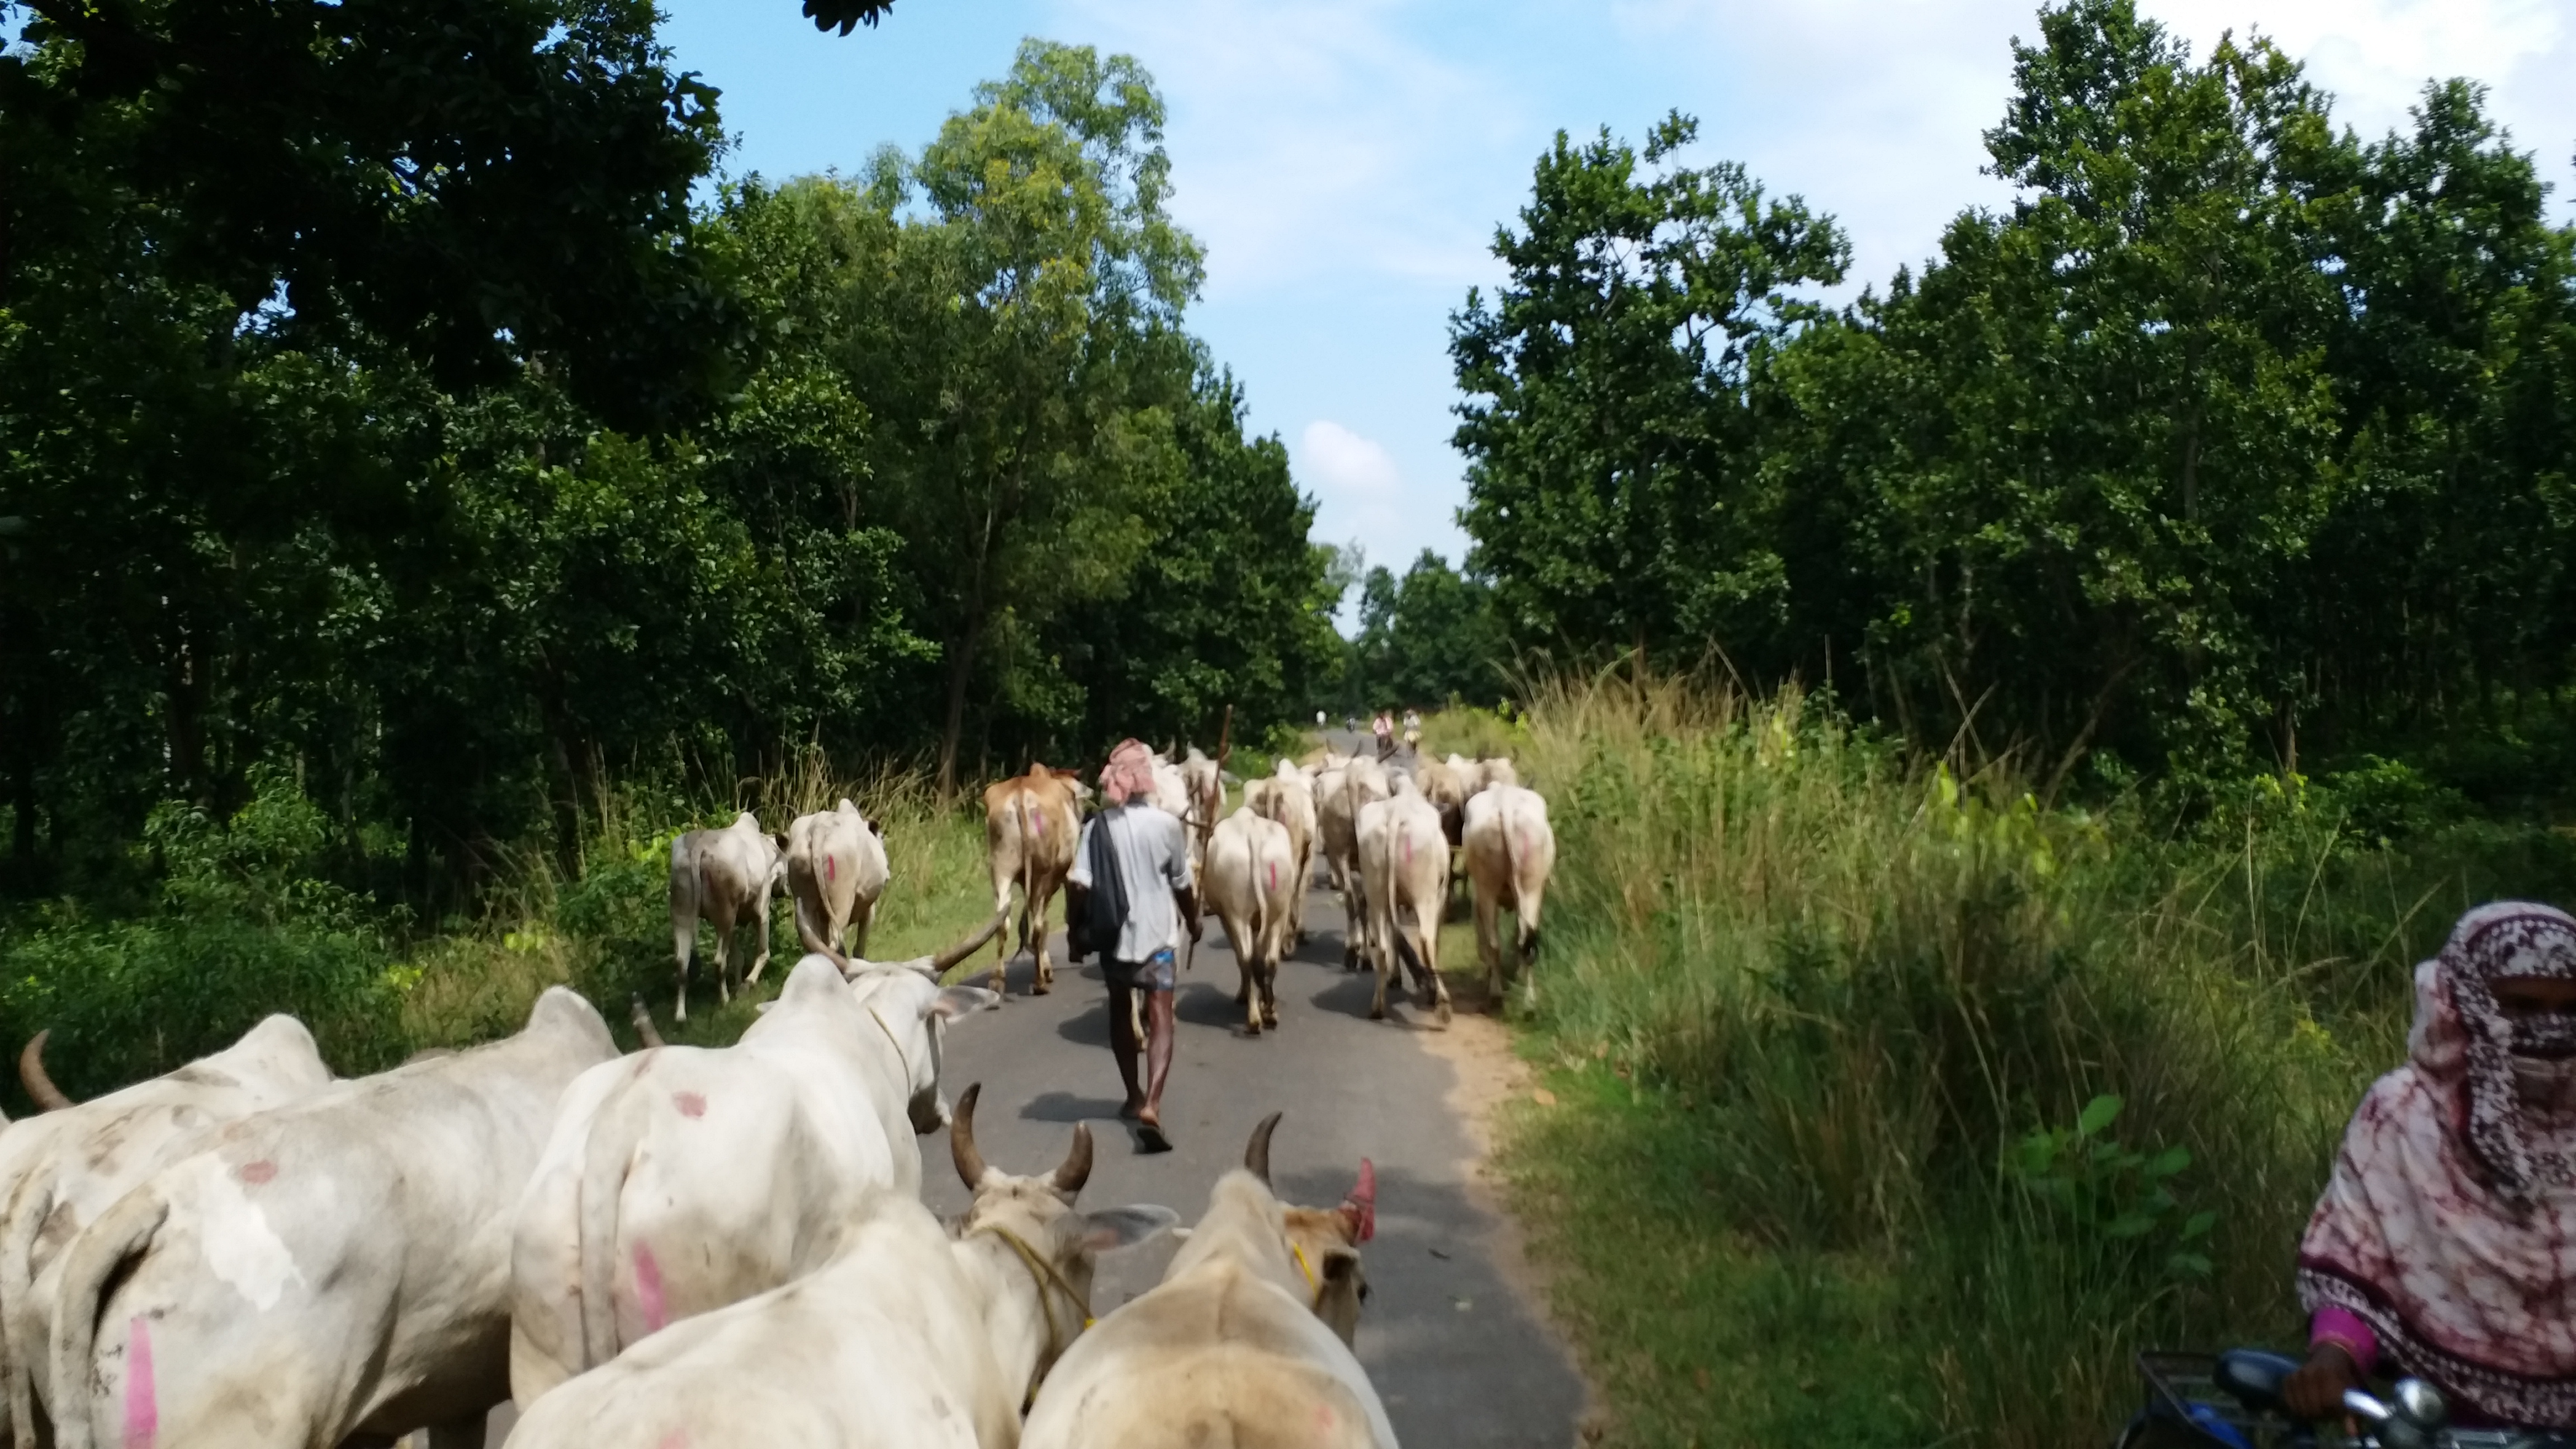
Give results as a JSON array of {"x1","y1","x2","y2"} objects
[
  {"x1": 1376, "y1": 813, "x2": 1400, "y2": 987},
  {"x1": 1016, "y1": 796, "x2": 1038, "y2": 955},
  {"x1": 2, "y1": 1176, "x2": 55, "y2": 1449},
  {"x1": 1246, "y1": 835, "x2": 1268, "y2": 978},
  {"x1": 669, "y1": 836, "x2": 700, "y2": 1007},
  {"x1": 46, "y1": 1186, "x2": 166, "y2": 1449},
  {"x1": 790, "y1": 842, "x2": 839, "y2": 965},
  {"x1": 576, "y1": 1096, "x2": 647, "y2": 1371}
]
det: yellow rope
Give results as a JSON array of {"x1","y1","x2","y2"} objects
[{"x1": 976, "y1": 1224, "x2": 1096, "y2": 1411}]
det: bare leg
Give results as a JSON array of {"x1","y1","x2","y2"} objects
[
  {"x1": 1107, "y1": 977, "x2": 1145, "y2": 1116},
  {"x1": 1139, "y1": 987, "x2": 1176, "y2": 1131}
]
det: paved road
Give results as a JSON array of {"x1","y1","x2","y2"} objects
[{"x1": 922, "y1": 868, "x2": 1588, "y2": 1448}]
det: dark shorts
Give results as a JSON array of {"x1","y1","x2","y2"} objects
[{"x1": 1103, "y1": 948, "x2": 1176, "y2": 993}]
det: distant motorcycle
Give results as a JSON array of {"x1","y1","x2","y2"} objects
[{"x1": 2118, "y1": 1350, "x2": 2575, "y2": 1449}]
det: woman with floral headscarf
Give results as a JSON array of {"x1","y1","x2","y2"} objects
[{"x1": 2282, "y1": 901, "x2": 2576, "y2": 1427}]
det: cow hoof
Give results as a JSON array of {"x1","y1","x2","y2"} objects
[
  {"x1": 1436, "y1": 1001, "x2": 1453, "y2": 1027},
  {"x1": 1243, "y1": 1022, "x2": 1262, "y2": 1038},
  {"x1": 1031, "y1": 982, "x2": 1052, "y2": 997}
]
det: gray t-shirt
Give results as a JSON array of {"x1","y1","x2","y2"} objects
[{"x1": 1068, "y1": 804, "x2": 1194, "y2": 963}]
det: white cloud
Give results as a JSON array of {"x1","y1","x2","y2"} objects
[
  {"x1": 1299, "y1": 420, "x2": 1405, "y2": 496},
  {"x1": 2147, "y1": 0, "x2": 2573, "y2": 163},
  {"x1": 1040, "y1": 0, "x2": 1524, "y2": 300}
]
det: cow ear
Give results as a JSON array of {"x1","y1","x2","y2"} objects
[
  {"x1": 1081, "y1": 1205, "x2": 1180, "y2": 1252},
  {"x1": 927, "y1": 986, "x2": 1001, "y2": 1022}
]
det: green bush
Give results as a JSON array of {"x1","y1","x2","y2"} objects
[{"x1": 0, "y1": 767, "x2": 416, "y2": 1107}]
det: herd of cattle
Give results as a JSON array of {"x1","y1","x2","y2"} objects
[
  {"x1": 0, "y1": 741, "x2": 1551, "y2": 1448},
  {"x1": 668, "y1": 743, "x2": 1555, "y2": 1034}
]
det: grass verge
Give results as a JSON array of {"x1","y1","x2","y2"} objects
[{"x1": 1467, "y1": 673, "x2": 2576, "y2": 1448}]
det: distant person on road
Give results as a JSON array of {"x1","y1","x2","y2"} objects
[
  {"x1": 1372, "y1": 711, "x2": 1394, "y2": 760},
  {"x1": 2281, "y1": 901, "x2": 2576, "y2": 1429},
  {"x1": 1401, "y1": 708, "x2": 1422, "y2": 751},
  {"x1": 1067, "y1": 737, "x2": 1197, "y2": 1153}
]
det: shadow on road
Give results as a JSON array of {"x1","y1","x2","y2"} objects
[{"x1": 1016, "y1": 1088, "x2": 1129, "y2": 1123}]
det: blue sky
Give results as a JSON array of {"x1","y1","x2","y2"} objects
[{"x1": 661, "y1": 0, "x2": 2576, "y2": 594}]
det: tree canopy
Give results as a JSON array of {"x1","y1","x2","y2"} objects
[
  {"x1": 2, "y1": 20, "x2": 1341, "y2": 902},
  {"x1": 1453, "y1": 0, "x2": 2576, "y2": 794}
]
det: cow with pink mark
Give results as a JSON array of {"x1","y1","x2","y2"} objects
[
  {"x1": 504, "y1": 1085, "x2": 1177, "y2": 1449},
  {"x1": 44, "y1": 988, "x2": 618, "y2": 1449},
  {"x1": 1201, "y1": 801, "x2": 1299, "y2": 1035},
  {"x1": 508, "y1": 915, "x2": 1007, "y2": 1407}
]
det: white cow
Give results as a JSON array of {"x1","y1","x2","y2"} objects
[
  {"x1": 510, "y1": 929, "x2": 1003, "y2": 1406},
  {"x1": 1180, "y1": 747, "x2": 1224, "y2": 879},
  {"x1": 785, "y1": 798, "x2": 892, "y2": 968},
  {"x1": 1, "y1": 1018, "x2": 334, "y2": 1449},
  {"x1": 47, "y1": 988, "x2": 616, "y2": 1449},
  {"x1": 1244, "y1": 759, "x2": 1319, "y2": 946},
  {"x1": 1202, "y1": 805, "x2": 1298, "y2": 1035},
  {"x1": 1021, "y1": 1114, "x2": 1391, "y2": 1449},
  {"x1": 1356, "y1": 776, "x2": 1452, "y2": 1024},
  {"x1": 503, "y1": 1085, "x2": 1176, "y2": 1449},
  {"x1": 670, "y1": 812, "x2": 787, "y2": 1022},
  {"x1": 1315, "y1": 756, "x2": 1390, "y2": 973},
  {"x1": 1463, "y1": 784, "x2": 1556, "y2": 1005}
]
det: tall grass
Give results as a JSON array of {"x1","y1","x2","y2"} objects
[{"x1": 1489, "y1": 672, "x2": 2576, "y2": 1448}]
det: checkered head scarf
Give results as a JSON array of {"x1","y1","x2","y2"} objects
[{"x1": 1101, "y1": 738, "x2": 1156, "y2": 807}]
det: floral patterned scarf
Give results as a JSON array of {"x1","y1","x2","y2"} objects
[{"x1": 2297, "y1": 901, "x2": 2576, "y2": 1427}]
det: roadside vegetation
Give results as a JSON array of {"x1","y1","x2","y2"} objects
[
  {"x1": 1475, "y1": 673, "x2": 2576, "y2": 1448},
  {"x1": 0, "y1": 760, "x2": 993, "y2": 1110}
]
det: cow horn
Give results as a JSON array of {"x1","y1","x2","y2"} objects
[
  {"x1": 950, "y1": 1082, "x2": 990, "y2": 1188},
  {"x1": 930, "y1": 911, "x2": 1009, "y2": 975},
  {"x1": 1052, "y1": 1123, "x2": 1094, "y2": 1197},
  {"x1": 1243, "y1": 1111, "x2": 1283, "y2": 1186},
  {"x1": 628, "y1": 995, "x2": 667, "y2": 1050},
  {"x1": 1342, "y1": 1158, "x2": 1378, "y2": 1243},
  {"x1": 18, "y1": 1030, "x2": 72, "y2": 1112}
]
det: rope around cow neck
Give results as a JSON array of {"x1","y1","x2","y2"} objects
[{"x1": 972, "y1": 1223, "x2": 1095, "y2": 1412}]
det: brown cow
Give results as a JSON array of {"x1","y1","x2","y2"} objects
[{"x1": 984, "y1": 764, "x2": 1085, "y2": 996}]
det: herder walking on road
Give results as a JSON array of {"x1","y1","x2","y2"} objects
[{"x1": 1068, "y1": 737, "x2": 1198, "y2": 1152}]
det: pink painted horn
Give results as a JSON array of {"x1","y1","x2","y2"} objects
[{"x1": 1342, "y1": 1159, "x2": 1377, "y2": 1243}]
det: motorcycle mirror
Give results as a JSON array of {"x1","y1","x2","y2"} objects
[
  {"x1": 2342, "y1": 1389, "x2": 2394, "y2": 1424},
  {"x1": 2391, "y1": 1379, "x2": 2447, "y2": 1429}
]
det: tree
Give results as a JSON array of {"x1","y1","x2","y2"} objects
[
  {"x1": 0, "y1": 0, "x2": 729, "y2": 425},
  {"x1": 870, "y1": 39, "x2": 1209, "y2": 792},
  {"x1": 1450, "y1": 112, "x2": 1848, "y2": 659},
  {"x1": 1767, "y1": 0, "x2": 2357, "y2": 778},
  {"x1": 1054, "y1": 371, "x2": 1348, "y2": 752},
  {"x1": 800, "y1": 0, "x2": 899, "y2": 34},
  {"x1": 1346, "y1": 552, "x2": 1510, "y2": 712}
]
